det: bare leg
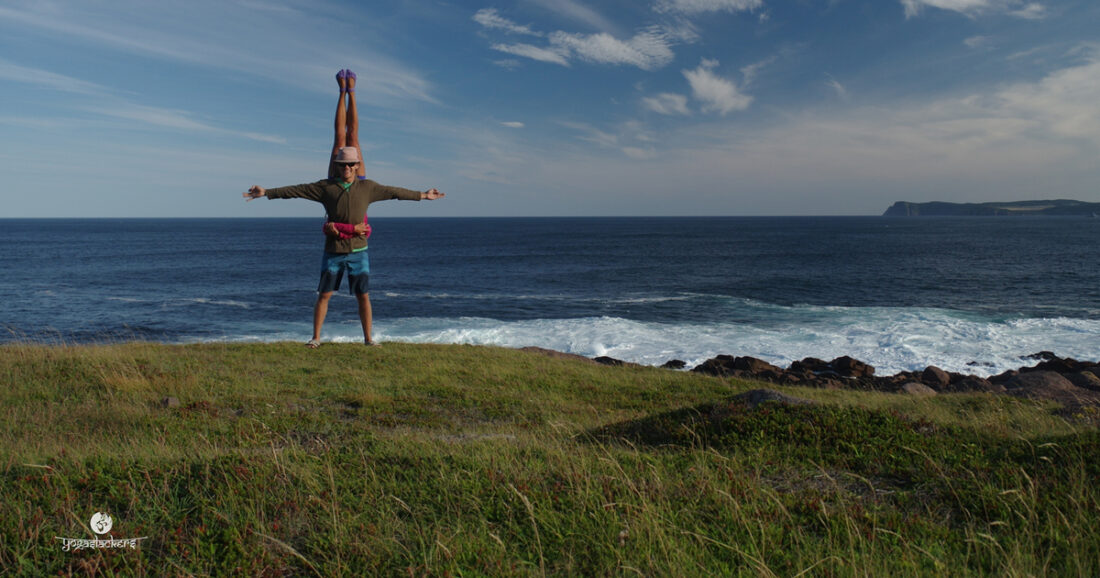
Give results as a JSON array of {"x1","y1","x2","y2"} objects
[
  {"x1": 313, "y1": 292, "x2": 334, "y2": 341},
  {"x1": 346, "y1": 72, "x2": 367, "y2": 179},
  {"x1": 328, "y1": 71, "x2": 348, "y2": 179},
  {"x1": 356, "y1": 292, "x2": 373, "y2": 344}
]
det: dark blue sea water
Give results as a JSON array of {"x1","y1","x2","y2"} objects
[{"x1": 2, "y1": 217, "x2": 1098, "y2": 375}]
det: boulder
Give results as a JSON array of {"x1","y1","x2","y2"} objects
[
  {"x1": 921, "y1": 366, "x2": 951, "y2": 388},
  {"x1": 831, "y1": 356, "x2": 875, "y2": 378},
  {"x1": 944, "y1": 376, "x2": 1004, "y2": 394},
  {"x1": 1004, "y1": 371, "x2": 1098, "y2": 404},
  {"x1": 692, "y1": 355, "x2": 781, "y2": 378},
  {"x1": 789, "y1": 357, "x2": 831, "y2": 374},
  {"x1": 661, "y1": 359, "x2": 687, "y2": 370},
  {"x1": 1065, "y1": 371, "x2": 1100, "y2": 392},
  {"x1": 1027, "y1": 356, "x2": 1084, "y2": 374},
  {"x1": 900, "y1": 382, "x2": 937, "y2": 396}
]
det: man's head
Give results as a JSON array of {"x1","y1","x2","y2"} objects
[{"x1": 334, "y1": 146, "x2": 360, "y2": 183}]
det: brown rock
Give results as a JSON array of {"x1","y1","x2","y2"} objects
[
  {"x1": 944, "y1": 376, "x2": 1004, "y2": 394},
  {"x1": 692, "y1": 355, "x2": 781, "y2": 377},
  {"x1": 1065, "y1": 371, "x2": 1100, "y2": 392},
  {"x1": 900, "y1": 382, "x2": 937, "y2": 396},
  {"x1": 831, "y1": 356, "x2": 875, "y2": 378},
  {"x1": 1005, "y1": 371, "x2": 1099, "y2": 404},
  {"x1": 921, "y1": 366, "x2": 951, "y2": 388}
]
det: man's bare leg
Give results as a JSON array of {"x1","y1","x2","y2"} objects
[
  {"x1": 356, "y1": 292, "x2": 374, "y2": 344},
  {"x1": 313, "y1": 292, "x2": 334, "y2": 343}
]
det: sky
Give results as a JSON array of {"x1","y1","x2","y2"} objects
[{"x1": 1, "y1": 0, "x2": 1097, "y2": 218}]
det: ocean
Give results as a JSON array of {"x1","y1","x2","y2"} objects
[{"x1": 2, "y1": 217, "x2": 1098, "y2": 376}]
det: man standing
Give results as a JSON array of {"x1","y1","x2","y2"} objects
[{"x1": 244, "y1": 146, "x2": 444, "y2": 347}]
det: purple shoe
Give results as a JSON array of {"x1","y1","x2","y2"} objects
[{"x1": 345, "y1": 69, "x2": 356, "y2": 92}]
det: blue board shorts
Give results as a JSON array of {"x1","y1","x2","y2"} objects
[{"x1": 318, "y1": 250, "x2": 369, "y2": 295}]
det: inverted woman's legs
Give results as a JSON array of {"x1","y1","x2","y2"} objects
[
  {"x1": 328, "y1": 70, "x2": 348, "y2": 179},
  {"x1": 345, "y1": 71, "x2": 367, "y2": 179}
]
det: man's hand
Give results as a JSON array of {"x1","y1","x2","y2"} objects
[
  {"x1": 243, "y1": 185, "x2": 266, "y2": 201},
  {"x1": 422, "y1": 188, "x2": 445, "y2": 200},
  {"x1": 353, "y1": 223, "x2": 371, "y2": 236}
]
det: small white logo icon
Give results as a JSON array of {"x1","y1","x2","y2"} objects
[{"x1": 90, "y1": 512, "x2": 113, "y2": 535}]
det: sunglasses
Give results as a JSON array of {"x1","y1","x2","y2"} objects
[{"x1": 338, "y1": 163, "x2": 359, "y2": 169}]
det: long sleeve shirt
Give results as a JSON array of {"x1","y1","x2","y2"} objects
[{"x1": 266, "y1": 179, "x2": 421, "y2": 253}]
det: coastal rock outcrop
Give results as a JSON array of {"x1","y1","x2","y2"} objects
[{"x1": 682, "y1": 352, "x2": 1100, "y2": 408}]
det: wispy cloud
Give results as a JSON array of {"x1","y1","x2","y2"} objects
[
  {"x1": 655, "y1": 0, "x2": 764, "y2": 15},
  {"x1": 474, "y1": 5, "x2": 703, "y2": 71},
  {"x1": 473, "y1": 8, "x2": 541, "y2": 36},
  {"x1": 825, "y1": 74, "x2": 849, "y2": 101},
  {"x1": 501, "y1": 121, "x2": 526, "y2": 128},
  {"x1": 900, "y1": 0, "x2": 1048, "y2": 19},
  {"x1": 525, "y1": 0, "x2": 619, "y2": 32},
  {"x1": 0, "y1": 58, "x2": 115, "y2": 97},
  {"x1": 684, "y1": 59, "x2": 753, "y2": 115},
  {"x1": 85, "y1": 103, "x2": 287, "y2": 144},
  {"x1": 643, "y1": 93, "x2": 691, "y2": 115},
  {"x1": 491, "y1": 43, "x2": 571, "y2": 66},
  {"x1": 0, "y1": 3, "x2": 437, "y2": 105},
  {"x1": 550, "y1": 27, "x2": 677, "y2": 70}
]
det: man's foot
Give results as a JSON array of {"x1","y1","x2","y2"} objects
[
  {"x1": 336, "y1": 69, "x2": 347, "y2": 92},
  {"x1": 364, "y1": 339, "x2": 380, "y2": 347},
  {"x1": 346, "y1": 69, "x2": 356, "y2": 93},
  {"x1": 306, "y1": 339, "x2": 321, "y2": 349}
]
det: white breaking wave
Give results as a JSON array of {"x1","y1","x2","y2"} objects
[{"x1": 218, "y1": 305, "x2": 1100, "y2": 377}]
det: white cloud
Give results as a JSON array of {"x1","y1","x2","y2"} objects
[
  {"x1": 550, "y1": 27, "x2": 676, "y2": 70},
  {"x1": 901, "y1": 0, "x2": 1048, "y2": 19},
  {"x1": 526, "y1": 0, "x2": 619, "y2": 32},
  {"x1": 473, "y1": 8, "x2": 541, "y2": 36},
  {"x1": 501, "y1": 121, "x2": 525, "y2": 128},
  {"x1": 643, "y1": 93, "x2": 691, "y2": 115},
  {"x1": 0, "y1": 3, "x2": 437, "y2": 105},
  {"x1": 85, "y1": 103, "x2": 286, "y2": 143},
  {"x1": 559, "y1": 121, "x2": 619, "y2": 147},
  {"x1": 740, "y1": 55, "x2": 778, "y2": 86},
  {"x1": 1009, "y1": 3, "x2": 1047, "y2": 20},
  {"x1": 491, "y1": 43, "x2": 571, "y2": 66},
  {"x1": 825, "y1": 75, "x2": 849, "y2": 101},
  {"x1": 0, "y1": 58, "x2": 113, "y2": 96},
  {"x1": 656, "y1": 0, "x2": 763, "y2": 15},
  {"x1": 683, "y1": 59, "x2": 752, "y2": 115},
  {"x1": 964, "y1": 35, "x2": 991, "y2": 48}
]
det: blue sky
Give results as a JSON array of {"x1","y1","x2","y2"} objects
[{"x1": 1, "y1": 0, "x2": 1097, "y2": 217}]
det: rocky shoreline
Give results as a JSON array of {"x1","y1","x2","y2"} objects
[{"x1": 522, "y1": 347, "x2": 1100, "y2": 411}]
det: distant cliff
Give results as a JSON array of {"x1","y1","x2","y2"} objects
[{"x1": 883, "y1": 200, "x2": 1100, "y2": 217}]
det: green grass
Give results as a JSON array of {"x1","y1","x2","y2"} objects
[{"x1": 1, "y1": 342, "x2": 1098, "y2": 576}]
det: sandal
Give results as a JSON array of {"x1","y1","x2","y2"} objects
[
  {"x1": 306, "y1": 339, "x2": 321, "y2": 349},
  {"x1": 345, "y1": 69, "x2": 356, "y2": 92}
]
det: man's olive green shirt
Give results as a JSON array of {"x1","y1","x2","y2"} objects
[{"x1": 266, "y1": 179, "x2": 421, "y2": 254}]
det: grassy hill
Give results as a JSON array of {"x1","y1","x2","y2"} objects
[{"x1": 2, "y1": 342, "x2": 1097, "y2": 576}]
